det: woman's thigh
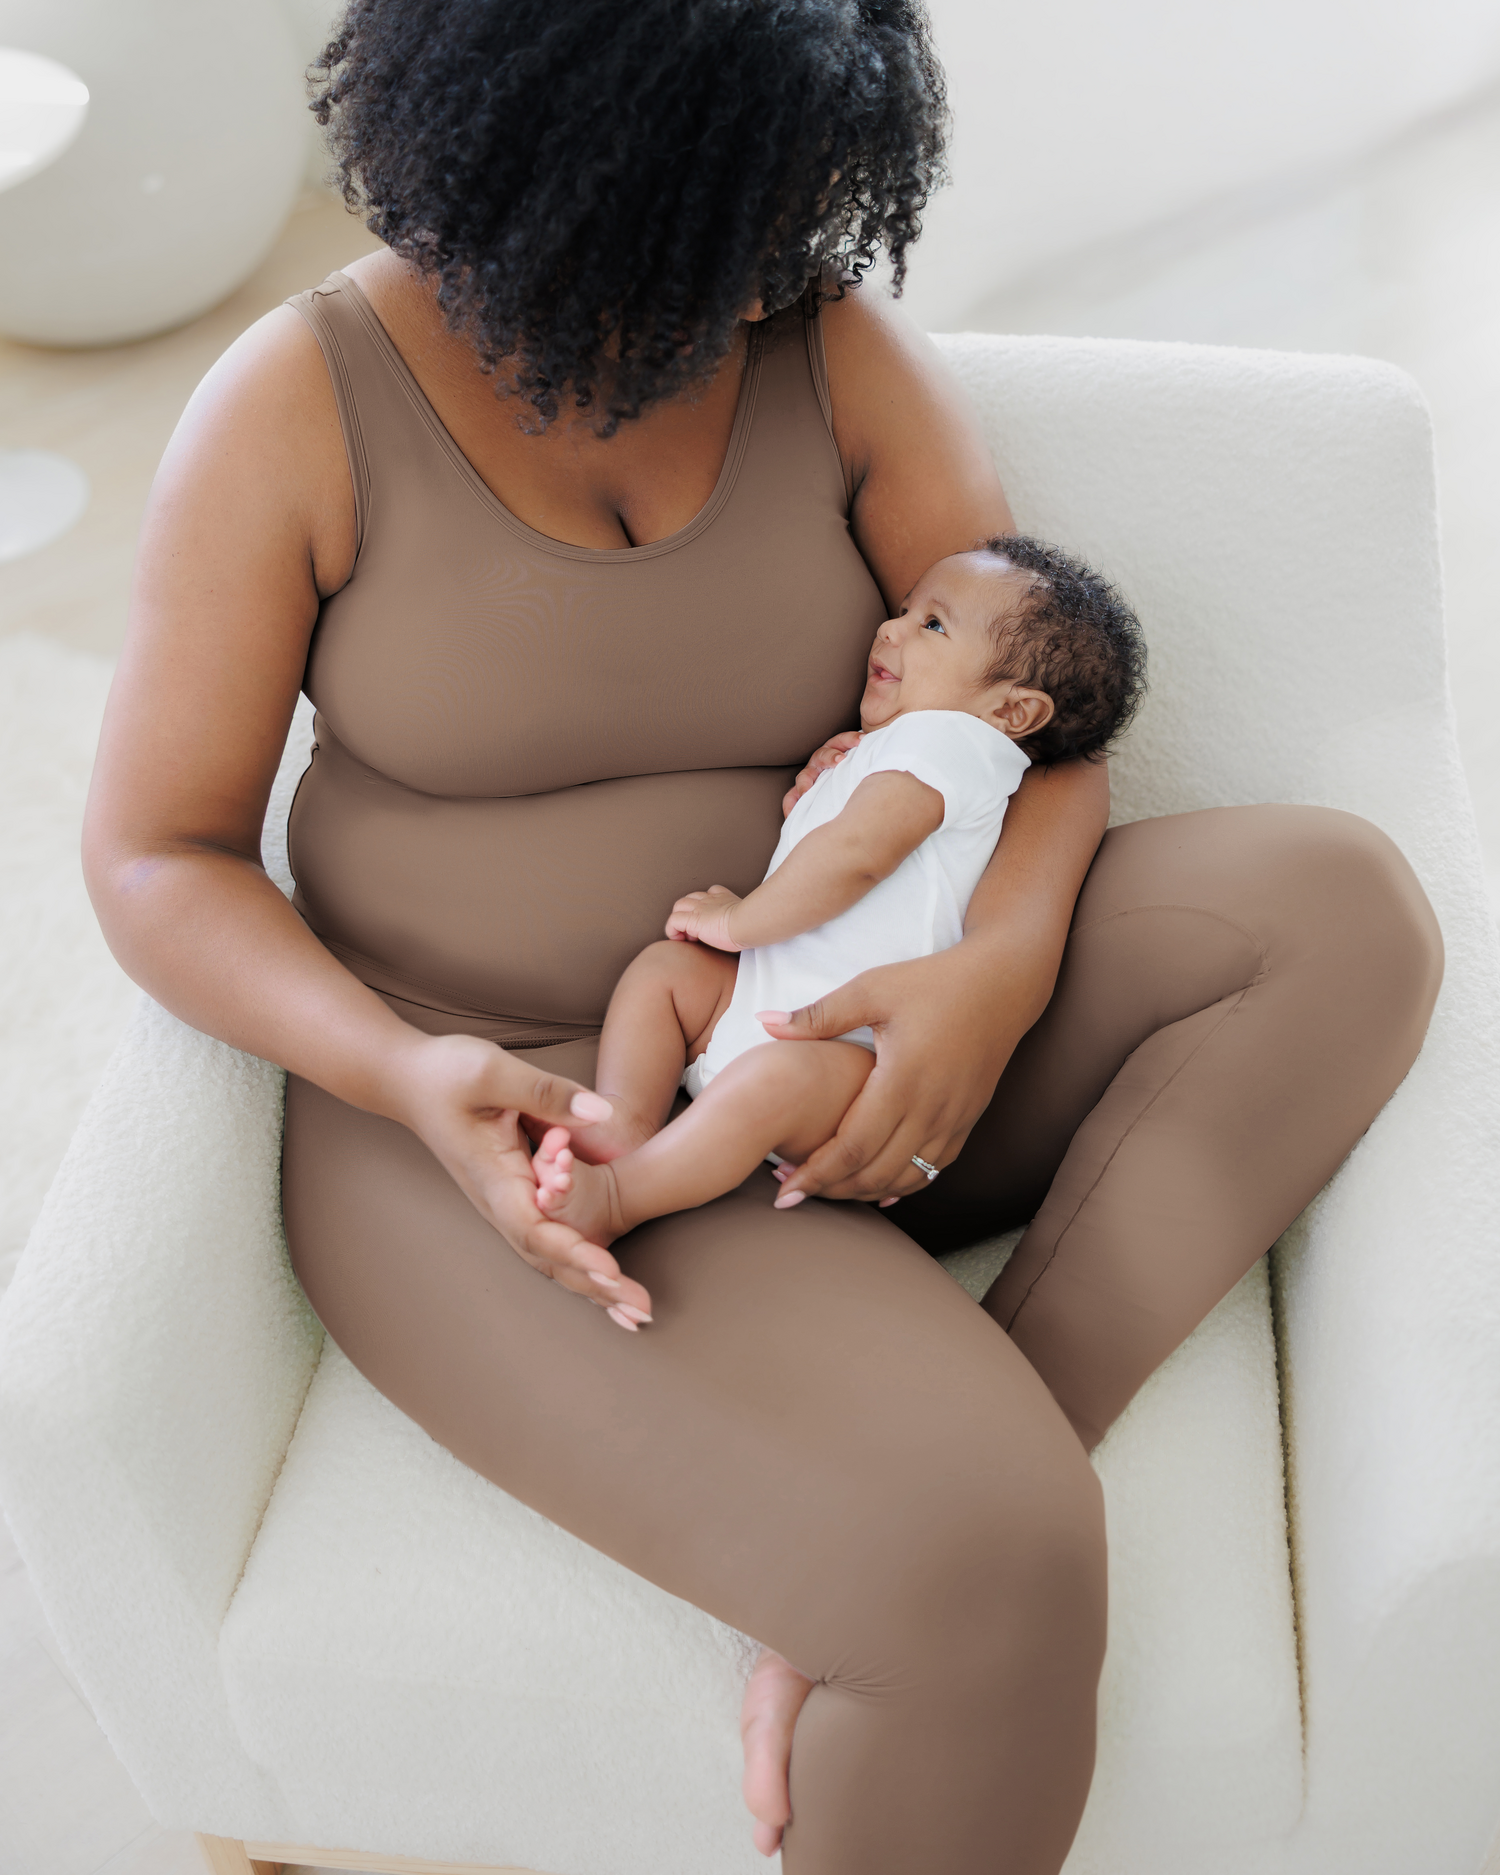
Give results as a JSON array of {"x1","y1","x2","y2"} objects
[
  {"x1": 282, "y1": 1056, "x2": 1105, "y2": 1840},
  {"x1": 900, "y1": 803, "x2": 1443, "y2": 1448}
]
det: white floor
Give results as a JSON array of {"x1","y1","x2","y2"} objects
[{"x1": 2, "y1": 91, "x2": 1499, "y2": 1875}]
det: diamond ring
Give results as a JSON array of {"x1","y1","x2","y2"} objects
[{"x1": 911, "y1": 1155, "x2": 940, "y2": 1182}]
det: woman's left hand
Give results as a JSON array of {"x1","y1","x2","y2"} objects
[{"x1": 757, "y1": 945, "x2": 1032, "y2": 1204}]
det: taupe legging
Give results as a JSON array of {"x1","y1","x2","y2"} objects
[{"x1": 282, "y1": 802, "x2": 1442, "y2": 1874}]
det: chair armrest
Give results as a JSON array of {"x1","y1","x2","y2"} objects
[
  {"x1": 1274, "y1": 847, "x2": 1500, "y2": 1874},
  {"x1": 0, "y1": 992, "x2": 321, "y2": 1827}
]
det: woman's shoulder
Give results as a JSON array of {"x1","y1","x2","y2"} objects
[
  {"x1": 817, "y1": 277, "x2": 951, "y2": 432},
  {"x1": 183, "y1": 293, "x2": 341, "y2": 448},
  {"x1": 167, "y1": 294, "x2": 357, "y2": 598},
  {"x1": 813, "y1": 279, "x2": 1012, "y2": 597}
]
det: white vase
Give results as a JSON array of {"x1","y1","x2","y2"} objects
[
  {"x1": 0, "y1": 0, "x2": 311, "y2": 346},
  {"x1": 0, "y1": 48, "x2": 90, "y2": 192}
]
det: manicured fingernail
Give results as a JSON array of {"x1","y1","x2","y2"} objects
[
  {"x1": 756, "y1": 1011, "x2": 790, "y2": 1026},
  {"x1": 617, "y1": 1304, "x2": 652, "y2": 1325},
  {"x1": 592, "y1": 1273, "x2": 622, "y2": 1292},
  {"x1": 879, "y1": 1196, "x2": 900, "y2": 1207},
  {"x1": 773, "y1": 1190, "x2": 806, "y2": 1208},
  {"x1": 607, "y1": 1306, "x2": 639, "y2": 1331},
  {"x1": 773, "y1": 1164, "x2": 791, "y2": 1181},
  {"x1": 571, "y1": 1091, "x2": 612, "y2": 1122}
]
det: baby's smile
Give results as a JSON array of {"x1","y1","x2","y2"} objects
[{"x1": 867, "y1": 651, "x2": 900, "y2": 685}]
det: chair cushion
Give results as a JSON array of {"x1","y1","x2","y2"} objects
[{"x1": 219, "y1": 1244, "x2": 1300, "y2": 1875}]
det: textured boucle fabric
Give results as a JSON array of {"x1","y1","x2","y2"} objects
[
  {"x1": 0, "y1": 336, "x2": 1496, "y2": 1874},
  {"x1": 0, "y1": 634, "x2": 136, "y2": 1289}
]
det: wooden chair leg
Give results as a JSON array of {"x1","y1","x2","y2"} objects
[
  {"x1": 196, "y1": 1835, "x2": 283, "y2": 1875},
  {"x1": 203, "y1": 1833, "x2": 543, "y2": 1874}
]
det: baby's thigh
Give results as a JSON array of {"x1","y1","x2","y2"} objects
[{"x1": 615, "y1": 937, "x2": 737, "y2": 1047}]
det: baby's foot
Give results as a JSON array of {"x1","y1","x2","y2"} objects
[
  {"x1": 532, "y1": 1127, "x2": 628, "y2": 1248},
  {"x1": 740, "y1": 1647, "x2": 816, "y2": 1857}
]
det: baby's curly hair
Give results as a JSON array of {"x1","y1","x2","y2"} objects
[
  {"x1": 979, "y1": 536, "x2": 1148, "y2": 766},
  {"x1": 310, "y1": 0, "x2": 948, "y2": 434}
]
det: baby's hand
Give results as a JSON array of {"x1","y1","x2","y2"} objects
[
  {"x1": 666, "y1": 885, "x2": 745, "y2": 951},
  {"x1": 782, "y1": 730, "x2": 863, "y2": 817}
]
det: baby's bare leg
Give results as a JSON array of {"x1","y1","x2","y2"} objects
[
  {"x1": 577, "y1": 939, "x2": 737, "y2": 1163},
  {"x1": 534, "y1": 1041, "x2": 876, "y2": 1245}
]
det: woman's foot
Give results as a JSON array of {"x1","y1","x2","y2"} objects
[
  {"x1": 740, "y1": 1647, "x2": 816, "y2": 1857},
  {"x1": 531, "y1": 1127, "x2": 628, "y2": 1248}
]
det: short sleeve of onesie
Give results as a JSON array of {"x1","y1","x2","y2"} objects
[{"x1": 859, "y1": 711, "x2": 1030, "y2": 830}]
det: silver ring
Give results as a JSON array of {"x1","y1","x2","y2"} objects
[{"x1": 911, "y1": 1155, "x2": 939, "y2": 1182}]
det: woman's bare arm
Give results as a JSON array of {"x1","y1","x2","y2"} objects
[
  {"x1": 86, "y1": 309, "x2": 385, "y2": 1088},
  {"x1": 766, "y1": 286, "x2": 1109, "y2": 1202},
  {"x1": 82, "y1": 308, "x2": 648, "y2": 1316}
]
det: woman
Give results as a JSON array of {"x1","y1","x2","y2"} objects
[{"x1": 81, "y1": 3, "x2": 1443, "y2": 1870}]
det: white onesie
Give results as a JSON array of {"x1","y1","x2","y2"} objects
[{"x1": 683, "y1": 709, "x2": 1030, "y2": 1098}]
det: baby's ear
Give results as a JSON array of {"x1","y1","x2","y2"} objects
[{"x1": 990, "y1": 685, "x2": 1055, "y2": 739}]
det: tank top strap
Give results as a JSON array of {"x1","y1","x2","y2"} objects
[
  {"x1": 287, "y1": 273, "x2": 391, "y2": 559},
  {"x1": 725, "y1": 288, "x2": 853, "y2": 549},
  {"x1": 798, "y1": 289, "x2": 852, "y2": 509}
]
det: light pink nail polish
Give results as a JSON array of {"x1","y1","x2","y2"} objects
[
  {"x1": 607, "y1": 1306, "x2": 639, "y2": 1331},
  {"x1": 592, "y1": 1273, "x2": 622, "y2": 1292},
  {"x1": 773, "y1": 1190, "x2": 806, "y2": 1208},
  {"x1": 617, "y1": 1304, "x2": 652, "y2": 1325}
]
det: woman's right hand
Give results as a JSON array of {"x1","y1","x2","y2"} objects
[
  {"x1": 390, "y1": 1031, "x2": 654, "y2": 1326},
  {"x1": 782, "y1": 729, "x2": 863, "y2": 816}
]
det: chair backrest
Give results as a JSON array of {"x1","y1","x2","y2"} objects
[{"x1": 934, "y1": 333, "x2": 1456, "y2": 866}]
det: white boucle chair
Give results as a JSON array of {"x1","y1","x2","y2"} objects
[{"x1": 1, "y1": 334, "x2": 1498, "y2": 1875}]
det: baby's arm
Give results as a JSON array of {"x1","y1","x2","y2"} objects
[{"x1": 667, "y1": 770, "x2": 943, "y2": 951}]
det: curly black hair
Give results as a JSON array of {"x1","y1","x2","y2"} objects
[
  {"x1": 978, "y1": 535, "x2": 1148, "y2": 766},
  {"x1": 310, "y1": 0, "x2": 948, "y2": 434}
]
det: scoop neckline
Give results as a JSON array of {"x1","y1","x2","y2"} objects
[{"x1": 330, "y1": 270, "x2": 766, "y2": 563}]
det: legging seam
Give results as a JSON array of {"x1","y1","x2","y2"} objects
[
  {"x1": 1002, "y1": 983, "x2": 1254, "y2": 1333},
  {"x1": 1068, "y1": 902, "x2": 1272, "y2": 981}
]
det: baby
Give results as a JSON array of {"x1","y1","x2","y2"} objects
[{"x1": 528, "y1": 533, "x2": 1145, "y2": 1292}]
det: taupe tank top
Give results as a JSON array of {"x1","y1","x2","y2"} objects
[{"x1": 285, "y1": 271, "x2": 887, "y2": 1044}]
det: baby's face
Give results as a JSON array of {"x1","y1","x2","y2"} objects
[{"x1": 859, "y1": 552, "x2": 1047, "y2": 737}]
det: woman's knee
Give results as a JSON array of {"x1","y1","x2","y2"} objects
[
  {"x1": 1223, "y1": 806, "x2": 1444, "y2": 1051},
  {"x1": 1286, "y1": 805, "x2": 1441, "y2": 978},
  {"x1": 816, "y1": 1444, "x2": 1108, "y2": 1702}
]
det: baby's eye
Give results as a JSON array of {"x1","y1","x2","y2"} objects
[{"x1": 923, "y1": 616, "x2": 946, "y2": 635}]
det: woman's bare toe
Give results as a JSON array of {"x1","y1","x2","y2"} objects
[
  {"x1": 740, "y1": 1647, "x2": 815, "y2": 1857},
  {"x1": 752, "y1": 1819, "x2": 785, "y2": 1857}
]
